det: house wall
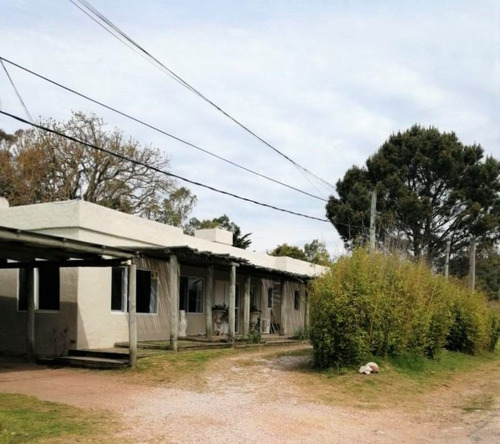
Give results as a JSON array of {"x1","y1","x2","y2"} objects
[
  {"x1": 281, "y1": 281, "x2": 306, "y2": 335},
  {"x1": 0, "y1": 268, "x2": 79, "y2": 357}
]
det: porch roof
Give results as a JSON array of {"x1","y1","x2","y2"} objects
[
  {"x1": 0, "y1": 225, "x2": 135, "y2": 269},
  {"x1": 131, "y1": 245, "x2": 310, "y2": 282}
]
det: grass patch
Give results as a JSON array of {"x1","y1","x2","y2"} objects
[
  {"x1": 120, "y1": 348, "x2": 240, "y2": 388},
  {"x1": 274, "y1": 347, "x2": 500, "y2": 410},
  {"x1": 0, "y1": 393, "x2": 115, "y2": 443},
  {"x1": 461, "y1": 394, "x2": 494, "y2": 413}
]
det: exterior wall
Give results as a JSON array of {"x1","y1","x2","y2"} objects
[
  {"x1": 0, "y1": 268, "x2": 79, "y2": 357},
  {"x1": 281, "y1": 281, "x2": 307, "y2": 335},
  {"x1": 76, "y1": 257, "x2": 171, "y2": 350}
]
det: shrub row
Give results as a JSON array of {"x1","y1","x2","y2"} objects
[{"x1": 309, "y1": 249, "x2": 499, "y2": 369}]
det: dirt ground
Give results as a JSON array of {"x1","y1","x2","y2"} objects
[{"x1": 0, "y1": 345, "x2": 498, "y2": 443}]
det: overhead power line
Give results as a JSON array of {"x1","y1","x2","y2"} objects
[
  {"x1": 0, "y1": 56, "x2": 327, "y2": 203},
  {"x1": 0, "y1": 110, "x2": 330, "y2": 223},
  {"x1": 69, "y1": 0, "x2": 337, "y2": 193},
  {"x1": 1, "y1": 59, "x2": 33, "y2": 123}
]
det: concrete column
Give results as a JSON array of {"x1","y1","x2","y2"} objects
[
  {"x1": 205, "y1": 266, "x2": 214, "y2": 341},
  {"x1": 25, "y1": 267, "x2": 35, "y2": 362},
  {"x1": 243, "y1": 275, "x2": 251, "y2": 338},
  {"x1": 169, "y1": 255, "x2": 179, "y2": 351},
  {"x1": 279, "y1": 279, "x2": 286, "y2": 336},
  {"x1": 128, "y1": 262, "x2": 137, "y2": 368},
  {"x1": 228, "y1": 264, "x2": 236, "y2": 342}
]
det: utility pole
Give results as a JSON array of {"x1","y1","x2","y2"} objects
[
  {"x1": 444, "y1": 240, "x2": 451, "y2": 280},
  {"x1": 469, "y1": 236, "x2": 476, "y2": 291},
  {"x1": 369, "y1": 189, "x2": 377, "y2": 252}
]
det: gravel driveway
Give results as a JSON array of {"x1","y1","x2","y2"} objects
[{"x1": 0, "y1": 346, "x2": 498, "y2": 443}]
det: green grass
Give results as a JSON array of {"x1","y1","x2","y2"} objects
[{"x1": 0, "y1": 393, "x2": 115, "y2": 443}]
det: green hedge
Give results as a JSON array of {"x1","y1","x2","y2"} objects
[{"x1": 309, "y1": 249, "x2": 499, "y2": 369}]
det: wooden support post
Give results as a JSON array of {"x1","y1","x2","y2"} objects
[
  {"x1": 279, "y1": 279, "x2": 286, "y2": 336},
  {"x1": 243, "y1": 275, "x2": 251, "y2": 338},
  {"x1": 169, "y1": 255, "x2": 179, "y2": 351},
  {"x1": 444, "y1": 240, "x2": 451, "y2": 280},
  {"x1": 304, "y1": 289, "x2": 309, "y2": 332},
  {"x1": 369, "y1": 189, "x2": 377, "y2": 253},
  {"x1": 25, "y1": 267, "x2": 35, "y2": 362},
  {"x1": 205, "y1": 266, "x2": 214, "y2": 341},
  {"x1": 469, "y1": 237, "x2": 476, "y2": 291},
  {"x1": 228, "y1": 264, "x2": 236, "y2": 343},
  {"x1": 128, "y1": 261, "x2": 137, "y2": 368}
]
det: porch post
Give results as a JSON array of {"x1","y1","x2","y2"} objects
[
  {"x1": 279, "y1": 279, "x2": 286, "y2": 336},
  {"x1": 128, "y1": 261, "x2": 137, "y2": 368},
  {"x1": 228, "y1": 263, "x2": 236, "y2": 342},
  {"x1": 25, "y1": 266, "x2": 35, "y2": 362},
  {"x1": 260, "y1": 279, "x2": 267, "y2": 333},
  {"x1": 304, "y1": 288, "x2": 310, "y2": 331},
  {"x1": 205, "y1": 266, "x2": 214, "y2": 341},
  {"x1": 243, "y1": 275, "x2": 251, "y2": 338},
  {"x1": 169, "y1": 255, "x2": 179, "y2": 351}
]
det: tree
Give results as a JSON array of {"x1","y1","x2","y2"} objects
[
  {"x1": 268, "y1": 243, "x2": 308, "y2": 261},
  {"x1": 0, "y1": 112, "x2": 197, "y2": 223},
  {"x1": 186, "y1": 214, "x2": 252, "y2": 249},
  {"x1": 149, "y1": 187, "x2": 197, "y2": 229},
  {"x1": 326, "y1": 125, "x2": 500, "y2": 264},
  {"x1": 304, "y1": 239, "x2": 331, "y2": 266}
]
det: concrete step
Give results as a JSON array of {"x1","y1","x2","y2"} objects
[
  {"x1": 54, "y1": 355, "x2": 128, "y2": 370},
  {"x1": 68, "y1": 349, "x2": 129, "y2": 360}
]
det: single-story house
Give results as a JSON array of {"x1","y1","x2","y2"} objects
[{"x1": 0, "y1": 200, "x2": 325, "y2": 361}]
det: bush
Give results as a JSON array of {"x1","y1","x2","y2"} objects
[{"x1": 309, "y1": 249, "x2": 499, "y2": 369}]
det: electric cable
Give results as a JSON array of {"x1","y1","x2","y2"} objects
[
  {"x1": 69, "y1": 0, "x2": 337, "y2": 193},
  {"x1": 0, "y1": 56, "x2": 327, "y2": 203},
  {"x1": 1, "y1": 59, "x2": 33, "y2": 123},
  {"x1": 0, "y1": 110, "x2": 330, "y2": 223}
]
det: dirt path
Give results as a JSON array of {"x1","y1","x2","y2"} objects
[{"x1": 0, "y1": 347, "x2": 498, "y2": 443}]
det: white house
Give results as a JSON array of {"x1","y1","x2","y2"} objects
[{"x1": 0, "y1": 200, "x2": 325, "y2": 360}]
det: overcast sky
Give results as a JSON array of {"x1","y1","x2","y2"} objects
[{"x1": 1, "y1": 0, "x2": 499, "y2": 256}]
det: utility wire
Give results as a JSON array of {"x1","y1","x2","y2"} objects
[
  {"x1": 0, "y1": 110, "x2": 330, "y2": 223},
  {"x1": 1, "y1": 59, "x2": 33, "y2": 123},
  {"x1": 0, "y1": 56, "x2": 327, "y2": 203},
  {"x1": 70, "y1": 0, "x2": 337, "y2": 193}
]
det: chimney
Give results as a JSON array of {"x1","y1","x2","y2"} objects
[{"x1": 194, "y1": 228, "x2": 233, "y2": 245}]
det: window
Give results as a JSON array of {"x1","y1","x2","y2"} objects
[
  {"x1": 111, "y1": 267, "x2": 128, "y2": 311},
  {"x1": 180, "y1": 276, "x2": 204, "y2": 313},
  {"x1": 294, "y1": 290, "x2": 301, "y2": 310},
  {"x1": 267, "y1": 287, "x2": 273, "y2": 308},
  {"x1": 18, "y1": 268, "x2": 60, "y2": 311},
  {"x1": 136, "y1": 269, "x2": 158, "y2": 314}
]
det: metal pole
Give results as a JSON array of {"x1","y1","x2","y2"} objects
[
  {"x1": 128, "y1": 261, "x2": 137, "y2": 367},
  {"x1": 369, "y1": 189, "x2": 377, "y2": 252},
  {"x1": 444, "y1": 240, "x2": 451, "y2": 280},
  {"x1": 469, "y1": 237, "x2": 476, "y2": 291}
]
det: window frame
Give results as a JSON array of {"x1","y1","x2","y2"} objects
[
  {"x1": 180, "y1": 276, "x2": 205, "y2": 314},
  {"x1": 111, "y1": 266, "x2": 128, "y2": 312},
  {"x1": 294, "y1": 290, "x2": 301, "y2": 311},
  {"x1": 18, "y1": 267, "x2": 60, "y2": 312}
]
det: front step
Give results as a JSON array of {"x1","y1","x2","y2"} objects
[
  {"x1": 54, "y1": 355, "x2": 128, "y2": 370},
  {"x1": 68, "y1": 349, "x2": 129, "y2": 360}
]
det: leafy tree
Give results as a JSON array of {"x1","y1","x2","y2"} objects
[
  {"x1": 326, "y1": 125, "x2": 500, "y2": 264},
  {"x1": 0, "y1": 112, "x2": 196, "y2": 223},
  {"x1": 304, "y1": 239, "x2": 331, "y2": 266},
  {"x1": 269, "y1": 240, "x2": 331, "y2": 265},
  {"x1": 186, "y1": 214, "x2": 252, "y2": 249},
  {"x1": 268, "y1": 243, "x2": 308, "y2": 261}
]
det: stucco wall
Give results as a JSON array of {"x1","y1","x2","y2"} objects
[{"x1": 0, "y1": 268, "x2": 78, "y2": 357}]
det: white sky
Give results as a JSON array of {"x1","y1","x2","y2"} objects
[{"x1": 1, "y1": 0, "x2": 499, "y2": 256}]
